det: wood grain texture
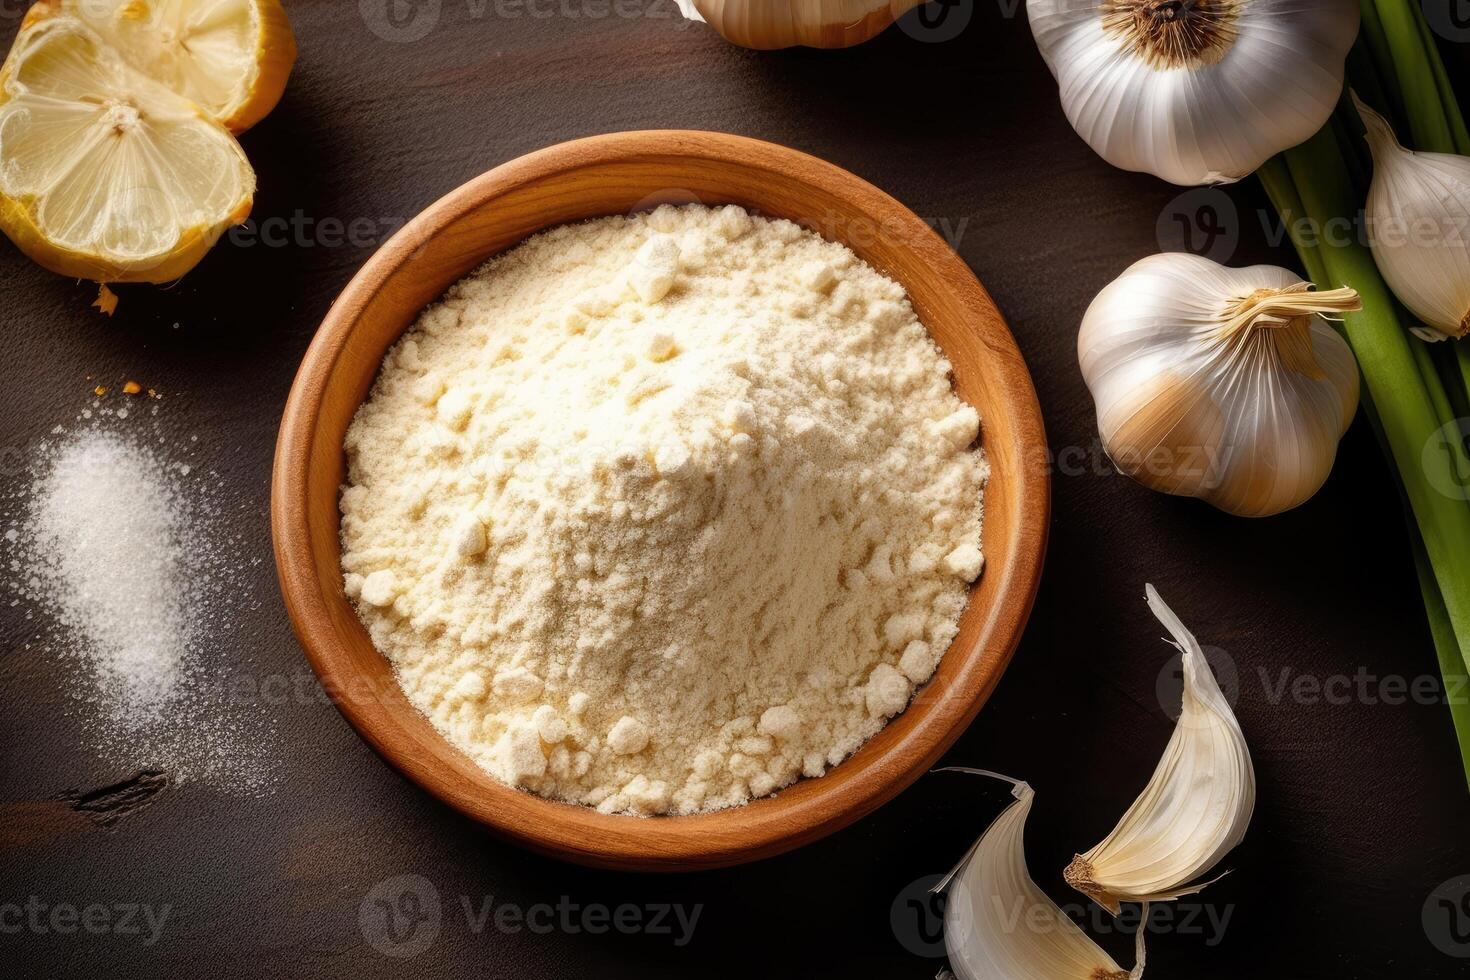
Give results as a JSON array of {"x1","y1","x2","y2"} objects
[{"x1": 271, "y1": 130, "x2": 1049, "y2": 870}]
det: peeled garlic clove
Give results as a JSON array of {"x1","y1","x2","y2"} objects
[
  {"x1": 679, "y1": 0, "x2": 921, "y2": 49},
  {"x1": 1355, "y1": 92, "x2": 1470, "y2": 340},
  {"x1": 1079, "y1": 253, "x2": 1361, "y2": 517},
  {"x1": 1028, "y1": 0, "x2": 1358, "y2": 185},
  {"x1": 939, "y1": 769, "x2": 1145, "y2": 980},
  {"x1": 1064, "y1": 586, "x2": 1255, "y2": 915}
]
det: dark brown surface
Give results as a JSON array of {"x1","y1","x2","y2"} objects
[{"x1": 2, "y1": 1, "x2": 1468, "y2": 976}]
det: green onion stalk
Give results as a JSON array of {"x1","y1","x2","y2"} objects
[{"x1": 1258, "y1": 0, "x2": 1470, "y2": 788}]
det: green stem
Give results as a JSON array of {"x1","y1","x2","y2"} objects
[
  {"x1": 1373, "y1": 0, "x2": 1457, "y2": 152},
  {"x1": 1286, "y1": 126, "x2": 1470, "y2": 677},
  {"x1": 1257, "y1": 158, "x2": 1330, "y2": 284},
  {"x1": 1410, "y1": 0, "x2": 1470, "y2": 154},
  {"x1": 1345, "y1": 37, "x2": 1397, "y2": 136},
  {"x1": 1458, "y1": 344, "x2": 1470, "y2": 412},
  {"x1": 1331, "y1": 101, "x2": 1370, "y2": 192},
  {"x1": 1353, "y1": 352, "x2": 1470, "y2": 793},
  {"x1": 1358, "y1": 0, "x2": 1408, "y2": 129},
  {"x1": 1433, "y1": 343, "x2": 1470, "y2": 422},
  {"x1": 1265, "y1": 128, "x2": 1470, "y2": 787},
  {"x1": 1414, "y1": 339, "x2": 1456, "y2": 423},
  {"x1": 1411, "y1": 523, "x2": 1470, "y2": 790}
]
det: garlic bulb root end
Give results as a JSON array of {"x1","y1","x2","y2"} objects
[
  {"x1": 1100, "y1": 0, "x2": 1239, "y2": 71},
  {"x1": 1063, "y1": 855, "x2": 1123, "y2": 914},
  {"x1": 1030, "y1": 0, "x2": 1357, "y2": 185}
]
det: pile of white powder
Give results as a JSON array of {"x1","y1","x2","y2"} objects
[
  {"x1": 341, "y1": 204, "x2": 987, "y2": 815},
  {"x1": 5, "y1": 408, "x2": 278, "y2": 793}
]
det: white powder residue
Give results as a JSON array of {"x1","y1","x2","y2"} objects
[
  {"x1": 342, "y1": 204, "x2": 988, "y2": 815},
  {"x1": 31, "y1": 433, "x2": 190, "y2": 712},
  {"x1": 5, "y1": 409, "x2": 279, "y2": 794}
]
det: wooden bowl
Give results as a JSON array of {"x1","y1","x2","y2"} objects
[{"x1": 271, "y1": 131, "x2": 1049, "y2": 871}]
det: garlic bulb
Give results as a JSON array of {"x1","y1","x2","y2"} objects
[
  {"x1": 1027, "y1": 0, "x2": 1358, "y2": 185},
  {"x1": 1355, "y1": 93, "x2": 1470, "y2": 341},
  {"x1": 676, "y1": 0, "x2": 920, "y2": 49},
  {"x1": 1065, "y1": 586, "x2": 1255, "y2": 915},
  {"x1": 1079, "y1": 252, "x2": 1362, "y2": 517},
  {"x1": 939, "y1": 770, "x2": 1146, "y2": 980}
]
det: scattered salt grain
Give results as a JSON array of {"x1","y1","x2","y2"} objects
[
  {"x1": 29, "y1": 432, "x2": 188, "y2": 709},
  {"x1": 4, "y1": 413, "x2": 280, "y2": 794}
]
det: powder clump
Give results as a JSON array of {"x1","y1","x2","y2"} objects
[{"x1": 341, "y1": 204, "x2": 987, "y2": 815}]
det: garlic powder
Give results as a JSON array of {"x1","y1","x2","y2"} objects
[{"x1": 341, "y1": 204, "x2": 987, "y2": 815}]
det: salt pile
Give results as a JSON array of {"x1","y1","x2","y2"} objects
[
  {"x1": 29, "y1": 431, "x2": 191, "y2": 712},
  {"x1": 5, "y1": 406, "x2": 279, "y2": 794}
]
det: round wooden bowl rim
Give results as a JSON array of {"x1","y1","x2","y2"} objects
[{"x1": 271, "y1": 130, "x2": 1049, "y2": 870}]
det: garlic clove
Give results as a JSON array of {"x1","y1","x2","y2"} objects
[
  {"x1": 681, "y1": 0, "x2": 922, "y2": 49},
  {"x1": 1064, "y1": 586, "x2": 1255, "y2": 915},
  {"x1": 1355, "y1": 91, "x2": 1470, "y2": 340},
  {"x1": 938, "y1": 769, "x2": 1146, "y2": 980},
  {"x1": 1080, "y1": 253, "x2": 1361, "y2": 517},
  {"x1": 1028, "y1": 0, "x2": 1359, "y2": 185}
]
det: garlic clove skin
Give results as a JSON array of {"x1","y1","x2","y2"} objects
[
  {"x1": 941, "y1": 771, "x2": 1144, "y2": 980},
  {"x1": 1028, "y1": 0, "x2": 1358, "y2": 186},
  {"x1": 1079, "y1": 253, "x2": 1361, "y2": 517},
  {"x1": 1065, "y1": 586, "x2": 1255, "y2": 915},
  {"x1": 1356, "y1": 93, "x2": 1470, "y2": 340},
  {"x1": 682, "y1": 0, "x2": 921, "y2": 49}
]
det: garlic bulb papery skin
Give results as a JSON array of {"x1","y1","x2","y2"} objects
[
  {"x1": 941, "y1": 770, "x2": 1145, "y2": 980},
  {"x1": 1355, "y1": 93, "x2": 1470, "y2": 341},
  {"x1": 681, "y1": 0, "x2": 921, "y2": 49},
  {"x1": 1027, "y1": 0, "x2": 1358, "y2": 185},
  {"x1": 1064, "y1": 586, "x2": 1255, "y2": 915},
  {"x1": 1079, "y1": 252, "x2": 1362, "y2": 517}
]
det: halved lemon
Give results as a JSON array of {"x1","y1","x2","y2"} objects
[
  {"x1": 37, "y1": 0, "x2": 297, "y2": 133},
  {"x1": 0, "y1": 15, "x2": 255, "y2": 283}
]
